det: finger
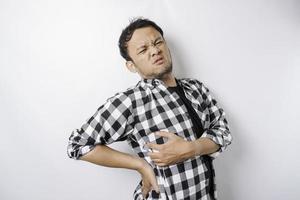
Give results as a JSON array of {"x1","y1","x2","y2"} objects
[
  {"x1": 142, "y1": 189, "x2": 149, "y2": 199},
  {"x1": 151, "y1": 158, "x2": 161, "y2": 164},
  {"x1": 146, "y1": 142, "x2": 162, "y2": 151},
  {"x1": 150, "y1": 176, "x2": 160, "y2": 193},
  {"x1": 142, "y1": 184, "x2": 150, "y2": 198},
  {"x1": 148, "y1": 152, "x2": 162, "y2": 159},
  {"x1": 155, "y1": 131, "x2": 175, "y2": 139},
  {"x1": 142, "y1": 190, "x2": 149, "y2": 199},
  {"x1": 156, "y1": 162, "x2": 167, "y2": 167},
  {"x1": 150, "y1": 156, "x2": 166, "y2": 166}
]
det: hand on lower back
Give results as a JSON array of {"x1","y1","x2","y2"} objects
[{"x1": 137, "y1": 159, "x2": 160, "y2": 199}]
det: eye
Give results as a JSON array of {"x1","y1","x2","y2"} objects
[
  {"x1": 138, "y1": 49, "x2": 146, "y2": 54},
  {"x1": 155, "y1": 40, "x2": 164, "y2": 46}
]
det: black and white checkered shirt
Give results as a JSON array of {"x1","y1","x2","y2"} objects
[{"x1": 67, "y1": 77, "x2": 232, "y2": 200}]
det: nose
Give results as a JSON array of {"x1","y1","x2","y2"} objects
[{"x1": 150, "y1": 45, "x2": 161, "y2": 57}]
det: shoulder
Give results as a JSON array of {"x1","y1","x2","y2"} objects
[
  {"x1": 179, "y1": 77, "x2": 209, "y2": 93},
  {"x1": 102, "y1": 82, "x2": 143, "y2": 109}
]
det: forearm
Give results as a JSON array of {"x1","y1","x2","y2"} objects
[
  {"x1": 161, "y1": 137, "x2": 220, "y2": 163},
  {"x1": 80, "y1": 145, "x2": 144, "y2": 171},
  {"x1": 190, "y1": 138, "x2": 220, "y2": 157}
]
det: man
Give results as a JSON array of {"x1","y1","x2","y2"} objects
[{"x1": 67, "y1": 18, "x2": 232, "y2": 200}]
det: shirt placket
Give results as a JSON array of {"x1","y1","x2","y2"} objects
[
  {"x1": 152, "y1": 83, "x2": 190, "y2": 200},
  {"x1": 147, "y1": 85, "x2": 169, "y2": 200}
]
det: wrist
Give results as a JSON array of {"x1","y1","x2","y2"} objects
[
  {"x1": 134, "y1": 156, "x2": 147, "y2": 173},
  {"x1": 181, "y1": 141, "x2": 199, "y2": 160},
  {"x1": 190, "y1": 140, "x2": 203, "y2": 157}
]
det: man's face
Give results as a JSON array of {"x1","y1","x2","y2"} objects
[{"x1": 126, "y1": 26, "x2": 173, "y2": 79}]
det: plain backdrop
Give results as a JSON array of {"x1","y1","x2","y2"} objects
[{"x1": 1, "y1": 0, "x2": 299, "y2": 199}]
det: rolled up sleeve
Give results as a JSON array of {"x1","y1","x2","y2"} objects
[
  {"x1": 67, "y1": 93, "x2": 134, "y2": 160},
  {"x1": 197, "y1": 81, "x2": 233, "y2": 159}
]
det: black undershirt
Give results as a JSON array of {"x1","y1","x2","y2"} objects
[{"x1": 167, "y1": 80, "x2": 204, "y2": 138}]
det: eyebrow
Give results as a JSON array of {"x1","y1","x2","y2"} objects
[
  {"x1": 136, "y1": 45, "x2": 147, "y2": 52},
  {"x1": 136, "y1": 36, "x2": 163, "y2": 52}
]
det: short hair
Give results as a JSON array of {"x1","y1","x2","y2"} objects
[{"x1": 118, "y1": 17, "x2": 164, "y2": 61}]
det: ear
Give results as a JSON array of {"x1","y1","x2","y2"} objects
[{"x1": 126, "y1": 61, "x2": 137, "y2": 73}]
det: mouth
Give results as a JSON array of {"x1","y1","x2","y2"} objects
[{"x1": 153, "y1": 57, "x2": 164, "y2": 65}]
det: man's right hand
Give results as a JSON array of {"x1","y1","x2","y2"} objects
[
  {"x1": 136, "y1": 159, "x2": 160, "y2": 199},
  {"x1": 80, "y1": 145, "x2": 159, "y2": 199}
]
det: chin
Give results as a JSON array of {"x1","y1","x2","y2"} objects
[{"x1": 155, "y1": 65, "x2": 173, "y2": 79}]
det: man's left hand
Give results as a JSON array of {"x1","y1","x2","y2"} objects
[{"x1": 146, "y1": 131, "x2": 194, "y2": 166}]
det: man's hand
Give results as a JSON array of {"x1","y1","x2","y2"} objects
[
  {"x1": 146, "y1": 131, "x2": 195, "y2": 166},
  {"x1": 136, "y1": 159, "x2": 160, "y2": 199}
]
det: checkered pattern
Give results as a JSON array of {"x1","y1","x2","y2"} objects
[{"x1": 67, "y1": 77, "x2": 232, "y2": 200}]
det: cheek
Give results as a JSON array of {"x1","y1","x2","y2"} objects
[
  {"x1": 164, "y1": 48, "x2": 172, "y2": 61},
  {"x1": 135, "y1": 57, "x2": 152, "y2": 71},
  {"x1": 136, "y1": 56, "x2": 148, "y2": 65}
]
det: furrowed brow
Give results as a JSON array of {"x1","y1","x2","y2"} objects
[{"x1": 154, "y1": 36, "x2": 163, "y2": 42}]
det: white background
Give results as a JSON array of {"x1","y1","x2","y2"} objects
[{"x1": 1, "y1": 0, "x2": 299, "y2": 199}]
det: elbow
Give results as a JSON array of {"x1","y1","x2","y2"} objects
[
  {"x1": 67, "y1": 142, "x2": 96, "y2": 160},
  {"x1": 67, "y1": 129, "x2": 92, "y2": 160},
  {"x1": 202, "y1": 129, "x2": 232, "y2": 159},
  {"x1": 224, "y1": 129, "x2": 233, "y2": 148},
  {"x1": 67, "y1": 143, "x2": 80, "y2": 160}
]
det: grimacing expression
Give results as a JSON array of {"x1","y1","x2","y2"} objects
[{"x1": 126, "y1": 27, "x2": 173, "y2": 79}]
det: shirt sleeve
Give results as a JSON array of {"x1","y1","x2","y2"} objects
[
  {"x1": 67, "y1": 93, "x2": 134, "y2": 160},
  {"x1": 195, "y1": 80, "x2": 233, "y2": 159}
]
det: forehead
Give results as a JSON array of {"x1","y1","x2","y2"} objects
[{"x1": 128, "y1": 27, "x2": 162, "y2": 47}]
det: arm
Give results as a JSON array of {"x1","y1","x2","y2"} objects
[
  {"x1": 80, "y1": 144, "x2": 143, "y2": 169},
  {"x1": 147, "y1": 80, "x2": 232, "y2": 166},
  {"x1": 67, "y1": 93, "x2": 134, "y2": 160},
  {"x1": 191, "y1": 137, "x2": 220, "y2": 156},
  {"x1": 147, "y1": 132, "x2": 220, "y2": 166},
  {"x1": 80, "y1": 144, "x2": 159, "y2": 197},
  {"x1": 197, "y1": 80, "x2": 232, "y2": 158},
  {"x1": 67, "y1": 93, "x2": 159, "y2": 197}
]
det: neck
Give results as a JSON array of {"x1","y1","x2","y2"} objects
[{"x1": 159, "y1": 73, "x2": 176, "y2": 87}]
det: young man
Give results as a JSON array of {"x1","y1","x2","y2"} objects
[{"x1": 67, "y1": 18, "x2": 232, "y2": 200}]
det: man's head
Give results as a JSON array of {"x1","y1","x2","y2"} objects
[{"x1": 118, "y1": 18, "x2": 173, "y2": 80}]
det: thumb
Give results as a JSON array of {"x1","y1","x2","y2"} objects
[{"x1": 155, "y1": 131, "x2": 175, "y2": 139}]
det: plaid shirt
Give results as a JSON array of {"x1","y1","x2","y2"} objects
[{"x1": 67, "y1": 77, "x2": 232, "y2": 200}]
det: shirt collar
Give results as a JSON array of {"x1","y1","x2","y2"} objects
[
  {"x1": 177, "y1": 79, "x2": 194, "y2": 91},
  {"x1": 139, "y1": 78, "x2": 164, "y2": 89},
  {"x1": 139, "y1": 77, "x2": 194, "y2": 91}
]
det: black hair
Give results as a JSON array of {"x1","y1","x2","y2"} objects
[{"x1": 118, "y1": 17, "x2": 164, "y2": 61}]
